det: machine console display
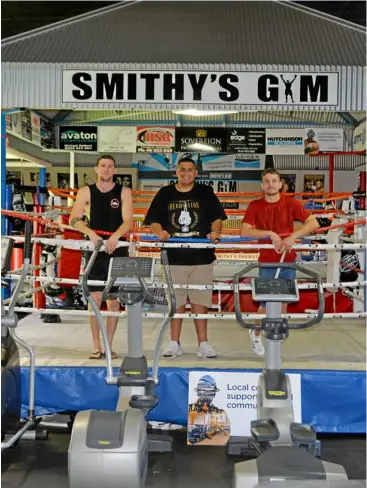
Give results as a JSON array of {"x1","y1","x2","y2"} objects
[
  {"x1": 1, "y1": 237, "x2": 14, "y2": 275},
  {"x1": 252, "y1": 278, "x2": 299, "y2": 303},
  {"x1": 108, "y1": 257, "x2": 154, "y2": 285}
]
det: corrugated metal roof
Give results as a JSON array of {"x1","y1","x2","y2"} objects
[
  {"x1": 65, "y1": 109, "x2": 348, "y2": 125},
  {"x1": 274, "y1": 154, "x2": 365, "y2": 170},
  {"x1": 2, "y1": 1, "x2": 365, "y2": 65}
]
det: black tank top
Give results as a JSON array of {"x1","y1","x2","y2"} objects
[{"x1": 89, "y1": 183, "x2": 124, "y2": 233}]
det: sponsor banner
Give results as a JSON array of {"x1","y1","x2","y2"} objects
[
  {"x1": 137, "y1": 126, "x2": 175, "y2": 153},
  {"x1": 21, "y1": 109, "x2": 32, "y2": 141},
  {"x1": 139, "y1": 179, "x2": 169, "y2": 192},
  {"x1": 266, "y1": 129, "x2": 304, "y2": 155},
  {"x1": 11, "y1": 113, "x2": 22, "y2": 136},
  {"x1": 133, "y1": 153, "x2": 263, "y2": 181},
  {"x1": 188, "y1": 371, "x2": 301, "y2": 444},
  {"x1": 63, "y1": 70, "x2": 339, "y2": 107},
  {"x1": 59, "y1": 126, "x2": 98, "y2": 151},
  {"x1": 175, "y1": 128, "x2": 226, "y2": 152},
  {"x1": 98, "y1": 126, "x2": 136, "y2": 152},
  {"x1": 227, "y1": 128, "x2": 266, "y2": 154},
  {"x1": 304, "y1": 128, "x2": 344, "y2": 154},
  {"x1": 353, "y1": 121, "x2": 366, "y2": 151},
  {"x1": 40, "y1": 119, "x2": 56, "y2": 149},
  {"x1": 6, "y1": 115, "x2": 12, "y2": 131},
  {"x1": 31, "y1": 112, "x2": 41, "y2": 146}
]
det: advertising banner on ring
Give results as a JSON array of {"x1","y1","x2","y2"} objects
[
  {"x1": 59, "y1": 126, "x2": 98, "y2": 151},
  {"x1": 5, "y1": 115, "x2": 12, "y2": 131},
  {"x1": 304, "y1": 128, "x2": 344, "y2": 154},
  {"x1": 133, "y1": 153, "x2": 264, "y2": 181},
  {"x1": 353, "y1": 121, "x2": 366, "y2": 152},
  {"x1": 98, "y1": 126, "x2": 136, "y2": 152},
  {"x1": 40, "y1": 119, "x2": 56, "y2": 149},
  {"x1": 137, "y1": 126, "x2": 175, "y2": 153},
  {"x1": 62, "y1": 70, "x2": 339, "y2": 107},
  {"x1": 227, "y1": 128, "x2": 266, "y2": 154},
  {"x1": 31, "y1": 112, "x2": 41, "y2": 146},
  {"x1": 187, "y1": 371, "x2": 301, "y2": 445},
  {"x1": 266, "y1": 129, "x2": 304, "y2": 155},
  {"x1": 175, "y1": 128, "x2": 227, "y2": 152}
]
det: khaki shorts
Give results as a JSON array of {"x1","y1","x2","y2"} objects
[{"x1": 166, "y1": 264, "x2": 214, "y2": 309}]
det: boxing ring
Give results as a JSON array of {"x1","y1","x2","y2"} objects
[{"x1": 1, "y1": 191, "x2": 367, "y2": 435}]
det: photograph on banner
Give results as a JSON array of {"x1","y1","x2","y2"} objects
[
  {"x1": 81, "y1": 173, "x2": 96, "y2": 186},
  {"x1": 40, "y1": 119, "x2": 56, "y2": 149},
  {"x1": 21, "y1": 109, "x2": 32, "y2": 141},
  {"x1": 57, "y1": 173, "x2": 78, "y2": 189},
  {"x1": 30, "y1": 172, "x2": 51, "y2": 187},
  {"x1": 353, "y1": 121, "x2": 366, "y2": 151},
  {"x1": 59, "y1": 126, "x2": 98, "y2": 151},
  {"x1": 304, "y1": 128, "x2": 343, "y2": 155},
  {"x1": 280, "y1": 174, "x2": 296, "y2": 194},
  {"x1": 31, "y1": 112, "x2": 41, "y2": 146},
  {"x1": 175, "y1": 127, "x2": 226, "y2": 152},
  {"x1": 266, "y1": 129, "x2": 304, "y2": 155},
  {"x1": 303, "y1": 174, "x2": 325, "y2": 199},
  {"x1": 97, "y1": 126, "x2": 136, "y2": 153},
  {"x1": 11, "y1": 113, "x2": 22, "y2": 136},
  {"x1": 136, "y1": 126, "x2": 175, "y2": 153},
  {"x1": 188, "y1": 371, "x2": 301, "y2": 445},
  {"x1": 227, "y1": 128, "x2": 266, "y2": 154},
  {"x1": 114, "y1": 174, "x2": 133, "y2": 188}
]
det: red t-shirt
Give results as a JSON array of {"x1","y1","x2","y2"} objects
[{"x1": 242, "y1": 196, "x2": 311, "y2": 263}]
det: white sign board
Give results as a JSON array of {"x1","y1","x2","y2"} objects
[
  {"x1": 97, "y1": 126, "x2": 137, "y2": 152},
  {"x1": 266, "y1": 129, "x2": 304, "y2": 155},
  {"x1": 188, "y1": 371, "x2": 301, "y2": 445},
  {"x1": 62, "y1": 70, "x2": 339, "y2": 106}
]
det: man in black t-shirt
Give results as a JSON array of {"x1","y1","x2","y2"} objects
[{"x1": 144, "y1": 158, "x2": 227, "y2": 359}]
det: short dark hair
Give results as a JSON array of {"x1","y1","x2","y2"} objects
[
  {"x1": 177, "y1": 157, "x2": 196, "y2": 167},
  {"x1": 261, "y1": 168, "x2": 281, "y2": 180},
  {"x1": 96, "y1": 154, "x2": 116, "y2": 166}
]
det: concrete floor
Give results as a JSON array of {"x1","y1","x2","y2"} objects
[{"x1": 15, "y1": 313, "x2": 366, "y2": 371}]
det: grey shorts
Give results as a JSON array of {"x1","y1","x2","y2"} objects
[{"x1": 166, "y1": 264, "x2": 214, "y2": 309}]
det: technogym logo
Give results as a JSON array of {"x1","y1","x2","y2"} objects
[{"x1": 59, "y1": 126, "x2": 98, "y2": 151}]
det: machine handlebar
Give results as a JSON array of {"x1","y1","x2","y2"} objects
[
  {"x1": 233, "y1": 263, "x2": 324, "y2": 331},
  {"x1": 23, "y1": 221, "x2": 32, "y2": 261},
  {"x1": 81, "y1": 240, "x2": 103, "y2": 298}
]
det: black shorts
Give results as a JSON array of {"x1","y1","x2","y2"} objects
[{"x1": 87, "y1": 246, "x2": 128, "y2": 292}]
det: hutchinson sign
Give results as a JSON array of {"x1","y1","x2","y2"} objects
[{"x1": 62, "y1": 70, "x2": 339, "y2": 107}]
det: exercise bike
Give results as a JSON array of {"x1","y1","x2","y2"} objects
[
  {"x1": 68, "y1": 241, "x2": 174, "y2": 488},
  {"x1": 1, "y1": 221, "x2": 47, "y2": 450},
  {"x1": 227, "y1": 262, "x2": 348, "y2": 487}
]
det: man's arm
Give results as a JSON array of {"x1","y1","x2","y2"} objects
[
  {"x1": 69, "y1": 187, "x2": 101, "y2": 247},
  {"x1": 151, "y1": 223, "x2": 170, "y2": 241},
  {"x1": 113, "y1": 187, "x2": 134, "y2": 238},
  {"x1": 241, "y1": 223, "x2": 283, "y2": 252},
  {"x1": 207, "y1": 218, "x2": 222, "y2": 243},
  {"x1": 291, "y1": 214, "x2": 319, "y2": 240},
  {"x1": 282, "y1": 215, "x2": 320, "y2": 251}
]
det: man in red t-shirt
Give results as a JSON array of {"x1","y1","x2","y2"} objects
[{"x1": 241, "y1": 168, "x2": 319, "y2": 356}]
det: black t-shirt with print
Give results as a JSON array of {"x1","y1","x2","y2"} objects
[{"x1": 144, "y1": 183, "x2": 227, "y2": 265}]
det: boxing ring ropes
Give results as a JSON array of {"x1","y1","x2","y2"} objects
[
  {"x1": 2, "y1": 203, "x2": 367, "y2": 320},
  {"x1": 1, "y1": 189, "x2": 366, "y2": 433}
]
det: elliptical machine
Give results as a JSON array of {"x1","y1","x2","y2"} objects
[
  {"x1": 227, "y1": 262, "x2": 348, "y2": 486},
  {"x1": 68, "y1": 241, "x2": 174, "y2": 488},
  {"x1": 1, "y1": 221, "x2": 47, "y2": 450}
]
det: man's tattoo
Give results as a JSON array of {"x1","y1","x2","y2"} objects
[{"x1": 70, "y1": 217, "x2": 83, "y2": 228}]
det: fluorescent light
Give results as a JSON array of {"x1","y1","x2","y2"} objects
[
  {"x1": 186, "y1": 143, "x2": 216, "y2": 152},
  {"x1": 173, "y1": 109, "x2": 239, "y2": 116}
]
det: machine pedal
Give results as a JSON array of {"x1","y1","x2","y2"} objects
[
  {"x1": 226, "y1": 436, "x2": 258, "y2": 458},
  {"x1": 250, "y1": 418, "x2": 280, "y2": 442},
  {"x1": 290, "y1": 422, "x2": 318, "y2": 455},
  {"x1": 130, "y1": 394, "x2": 158, "y2": 410}
]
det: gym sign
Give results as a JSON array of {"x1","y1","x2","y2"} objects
[{"x1": 62, "y1": 70, "x2": 339, "y2": 107}]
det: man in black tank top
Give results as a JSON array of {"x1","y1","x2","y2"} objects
[{"x1": 69, "y1": 155, "x2": 133, "y2": 359}]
